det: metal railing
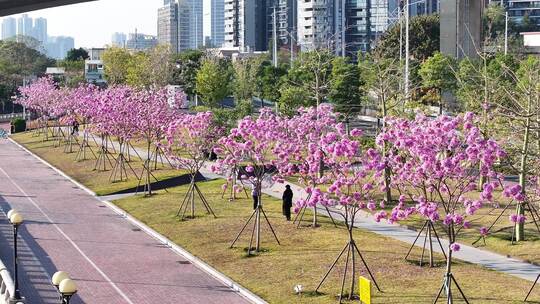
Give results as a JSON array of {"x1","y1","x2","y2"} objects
[
  {"x1": 0, "y1": 259, "x2": 23, "y2": 304},
  {"x1": 0, "y1": 113, "x2": 26, "y2": 123}
]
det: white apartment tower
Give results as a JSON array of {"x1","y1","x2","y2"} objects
[
  {"x1": 158, "y1": 0, "x2": 179, "y2": 52},
  {"x1": 17, "y1": 14, "x2": 33, "y2": 38},
  {"x1": 1, "y1": 17, "x2": 16, "y2": 40},
  {"x1": 34, "y1": 17, "x2": 47, "y2": 44},
  {"x1": 224, "y1": 0, "x2": 269, "y2": 51},
  {"x1": 297, "y1": 0, "x2": 336, "y2": 50}
]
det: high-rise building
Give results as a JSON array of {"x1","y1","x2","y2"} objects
[
  {"x1": 17, "y1": 14, "x2": 33, "y2": 38},
  {"x1": 33, "y1": 17, "x2": 47, "y2": 44},
  {"x1": 224, "y1": 0, "x2": 272, "y2": 51},
  {"x1": 210, "y1": 0, "x2": 225, "y2": 47},
  {"x1": 1, "y1": 17, "x2": 16, "y2": 40},
  {"x1": 178, "y1": 0, "x2": 203, "y2": 50},
  {"x1": 178, "y1": 0, "x2": 191, "y2": 51},
  {"x1": 506, "y1": 1, "x2": 540, "y2": 26},
  {"x1": 111, "y1": 32, "x2": 127, "y2": 47},
  {"x1": 276, "y1": 0, "x2": 297, "y2": 46},
  {"x1": 343, "y1": 1, "x2": 372, "y2": 55},
  {"x1": 126, "y1": 33, "x2": 158, "y2": 51},
  {"x1": 46, "y1": 36, "x2": 75, "y2": 59},
  {"x1": 158, "y1": 0, "x2": 179, "y2": 52},
  {"x1": 297, "y1": 0, "x2": 336, "y2": 50}
]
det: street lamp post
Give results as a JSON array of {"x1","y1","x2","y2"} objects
[
  {"x1": 8, "y1": 211, "x2": 23, "y2": 301},
  {"x1": 52, "y1": 271, "x2": 70, "y2": 301},
  {"x1": 52, "y1": 271, "x2": 77, "y2": 304},
  {"x1": 59, "y1": 278, "x2": 77, "y2": 304},
  {"x1": 404, "y1": 0, "x2": 410, "y2": 101}
]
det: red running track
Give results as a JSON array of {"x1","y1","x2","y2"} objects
[{"x1": 0, "y1": 138, "x2": 252, "y2": 304}]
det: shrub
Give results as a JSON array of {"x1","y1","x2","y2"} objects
[{"x1": 11, "y1": 118, "x2": 26, "y2": 133}]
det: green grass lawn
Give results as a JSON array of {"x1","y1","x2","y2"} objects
[
  {"x1": 11, "y1": 132, "x2": 186, "y2": 196},
  {"x1": 380, "y1": 194, "x2": 540, "y2": 265},
  {"x1": 113, "y1": 179, "x2": 536, "y2": 304},
  {"x1": 287, "y1": 174, "x2": 540, "y2": 265},
  {"x1": 11, "y1": 131, "x2": 540, "y2": 303}
]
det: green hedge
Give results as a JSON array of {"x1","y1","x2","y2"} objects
[{"x1": 11, "y1": 118, "x2": 26, "y2": 133}]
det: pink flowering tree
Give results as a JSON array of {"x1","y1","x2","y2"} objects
[
  {"x1": 165, "y1": 112, "x2": 222, "y2": 220},
  {"x1": 133, "y1": 87, "x2": 182, "y2": 195},
  {"x1": 85, "y1": 87, "x2": 120, "y2": 172},
  {"x1": 379, "y1": 113, "x2": 507, "y2": 303},
  {"x1": 304, "y1": 124, "x2": 385, "y2": 302},
  {"x1": 101, "y1": 86, "x2": 140, "y2": 182},
  {"x1": 274, "y1": 105, "x2": 339, "y2": 228},
  {"x1": 17, "y1": 76, "x2": 58, "y2": 140},
  {"x1": 71, "y1": 84, "x2": 101, "y2": 161},
  {"x1": 212, "y1": 109, "x2": 283, "y2": 255}
]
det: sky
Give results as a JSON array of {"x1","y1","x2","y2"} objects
[{"x1": 1, "y1": 0, "x2": 211, "y2": 48}]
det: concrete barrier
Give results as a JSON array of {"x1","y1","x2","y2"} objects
[{"x1": 0, "y1": 259, "x2": 23, "y2": 304}]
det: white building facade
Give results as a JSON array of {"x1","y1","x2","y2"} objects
[{"x1": 158, "y1": 0, "x2": 179, "y2": 52}]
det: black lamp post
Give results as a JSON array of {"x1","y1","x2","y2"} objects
[
  {"x1": 8, "y1": 211, "x2": 23, "y2": 301},
  {"x1": 52, "y1": 271, "x2": 77, "y2": 304},
  {"x1": 52, "y1": 271, "x2": 70, "y2": 302},
  {"x1": 59, "y1": 278, "x2": 77, "y2": 304}
]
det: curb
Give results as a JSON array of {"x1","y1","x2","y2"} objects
[{"x1": 8, "y1": 137, "x2": 267, "y2": 304}]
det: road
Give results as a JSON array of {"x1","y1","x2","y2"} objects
[{"x1": 0, "y1": 138, "x2": 251, "y2": 304}]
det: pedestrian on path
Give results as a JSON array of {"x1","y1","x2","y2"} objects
[
  {"x1": 282, "y1": 185, "x2": 293, "y2": 221},
  {"x1": 251, "y1": 182, "x2": 260, "y2": 209}
]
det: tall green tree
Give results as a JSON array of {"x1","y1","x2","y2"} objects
[
  {"x1": 65, "y1": 48, "x2": 89, "y2": 61},
  {"x1": 126, "y1": 52, "x2": 151, "y2": 88},
  {"x1": 102, "y1": 47, "x2": 132, "y2": 85},
  {"x1": 146, "y1": 45, "x2": 174, "y2": 87},
  {"x1": 374, "y1": 14, "x2": 440, "y2": 62},
  {"x1": 172, "y1": 49, "x2": 204, "y2": 96},
  {"x1": 329, "y1": 56, "x2": 363, "y2": 122},
  {"x1": 360, "y1": 54, "x2": 406, "y2": 204},
  {"x1": 258, "y1": 61, "x2": 287, "y2": 105},
  {"x1": 232, "y1": 57, "x2": 258, "y2": 103},
  {"x1": 418, "y1": 52, "x2": 457, "y2": 114},
  {"x1": 196, "y1": 58, "x2": 232, "y2": 108},
  {"x1": 495, "y1": 56, "x2": 540, "y2": 241},
  {"x1": 0, "y1": 40, "x2": 53, "y2": 113},
  {"x1": 280, "y1": 49, "x2": 333, "y2": 112}
]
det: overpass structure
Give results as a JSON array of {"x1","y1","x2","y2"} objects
[{"x1": 0, "y1": 0, "x2": 96, "y2": 17}]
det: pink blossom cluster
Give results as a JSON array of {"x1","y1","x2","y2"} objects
[
  {"x1": 379, "y1": 113, "x2": 508, "y2": 251},
  {"x1": 165, "y1": 111, "x2": 223, "y2": 174},
  {"x1": 212, "y1": 108, "x2": 286, "y2": 191},
  {"x1": 15, "y1": 78, "x2": 187, "y2": 148}
]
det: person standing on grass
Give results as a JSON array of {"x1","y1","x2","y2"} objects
[
  {"x1": 282, "y1": 185, "x2": 293, "y2": 221},
  {"x1": 251, "y1": 182, "x2": 260, "y2": 209}
]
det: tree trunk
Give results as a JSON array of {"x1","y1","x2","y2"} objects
[
  {"x1": 146, "y1": 141, "x2": 152, "y2": 196},
  {"x1": 382, "y1": 98, "x2": 392, "y2": 204},
  {"x1": 516, "y1": 113, "x2": 531, "y2": 242}
]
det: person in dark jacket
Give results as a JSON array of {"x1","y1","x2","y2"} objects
[
  {"x1": 251, "y1": 183, "x2": 260, "y2": 209},
  {"x1": 282, "y1": 185, "x2": 293, "y2": 221}
]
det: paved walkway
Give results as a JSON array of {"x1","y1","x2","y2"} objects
[
  {"x1": 0, "y1": 138, "x2": 252, "y2": 304},
  {"x1": 89, "y1": 134, "x2": 540, "y2": 283},
  {"x1": 262, "y1": 183, "x2": 540, "y2": 283}
]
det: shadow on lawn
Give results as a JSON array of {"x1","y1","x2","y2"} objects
[{"x1": 109, "y1": 171, "x2": 214, "y2": 195}]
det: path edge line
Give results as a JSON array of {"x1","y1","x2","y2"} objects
[{"x1": 8, "y1": 137, "x2": 267, "y2": 304}]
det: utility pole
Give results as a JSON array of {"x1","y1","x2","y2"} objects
[
  {"x1": 405, "y1": 0, "x2": 410, "y2": 100},
  {"x1": 341, "y1": 0, "x2": 346, "y2": 57},
  {"x1": 273, "y1": 6, "x2": 278, "y2": 68},
  {"x1": 505, "y1": 11, "x2": 509, "y2": 55},
  {"x1": 290, "y1": 30, "x2": 294, "y2": 65}
]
